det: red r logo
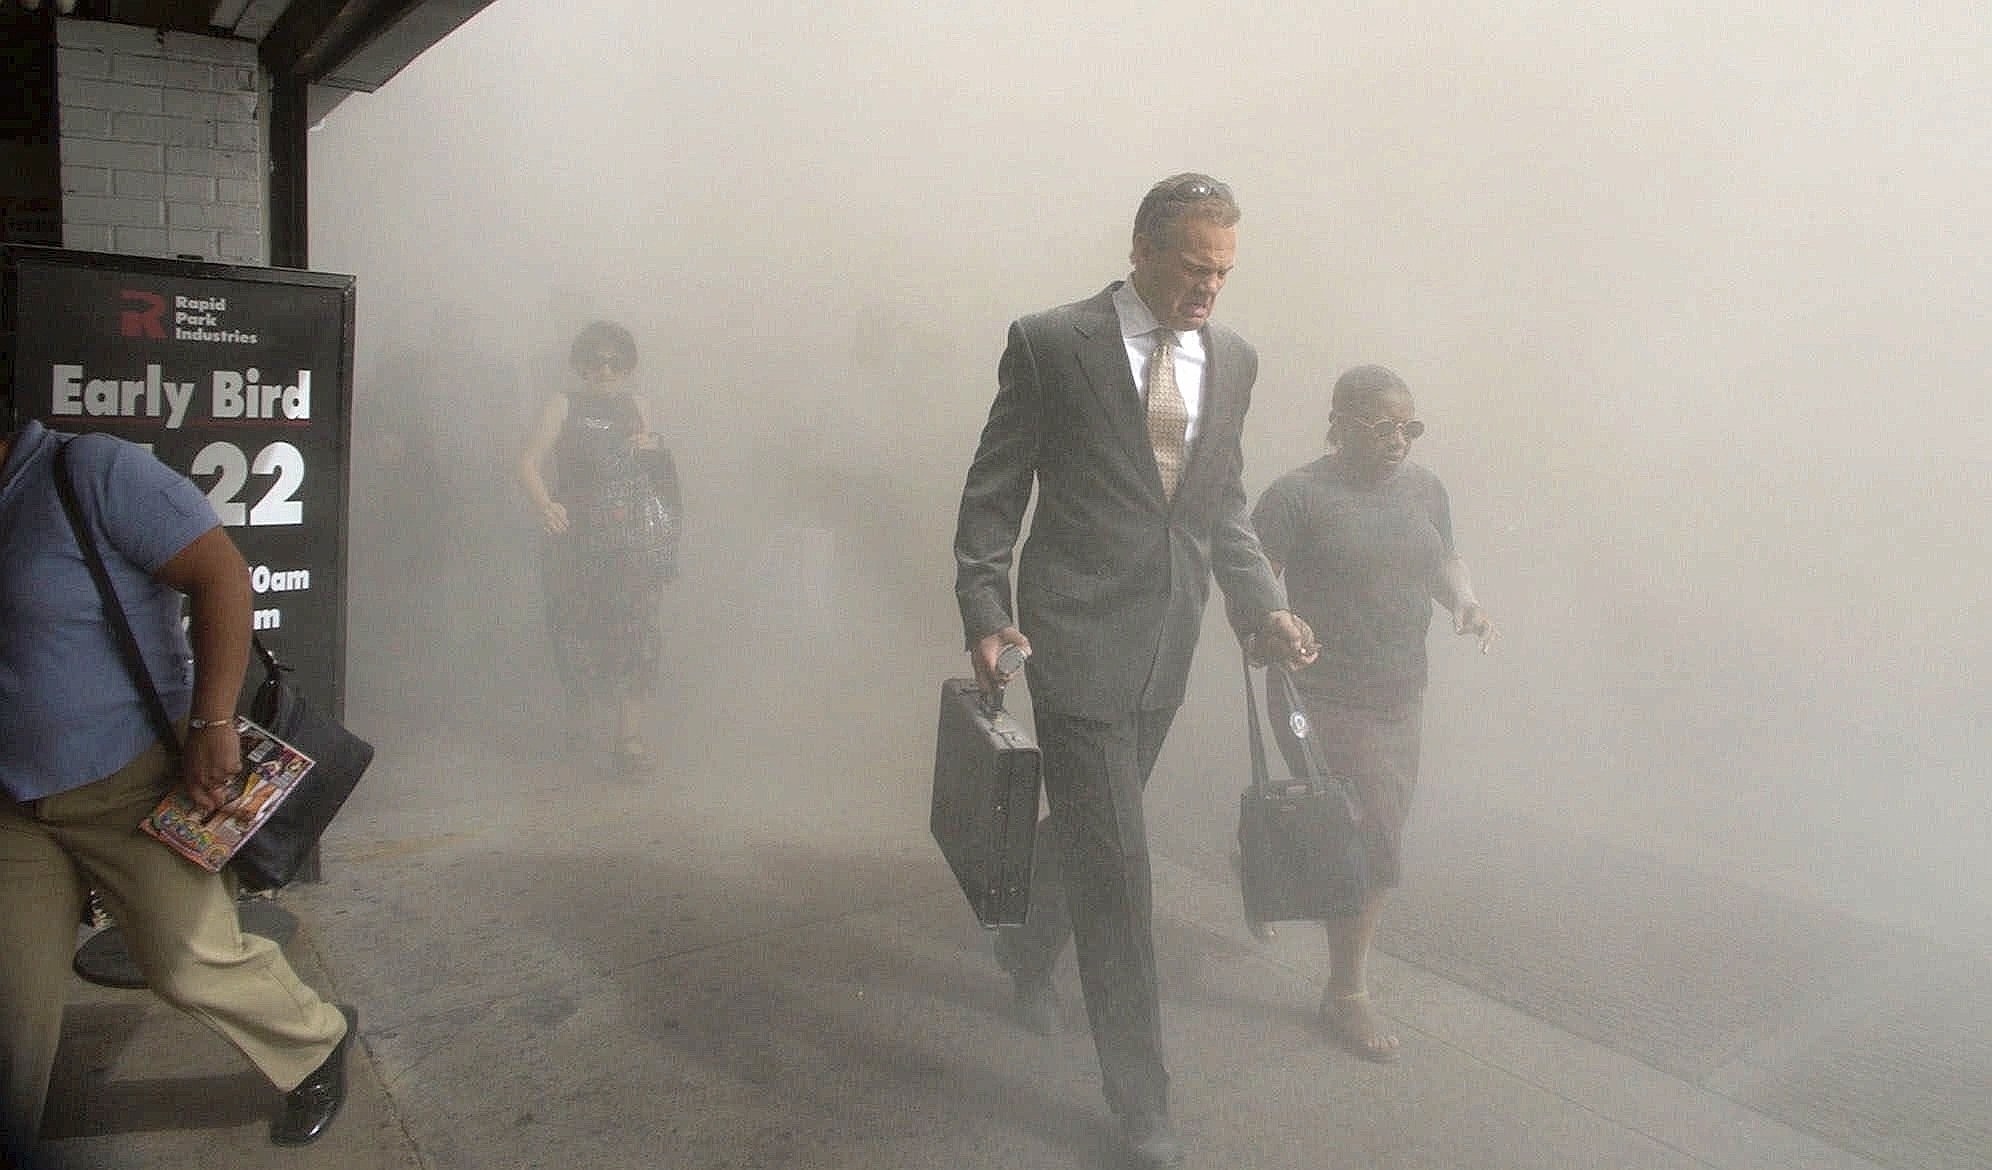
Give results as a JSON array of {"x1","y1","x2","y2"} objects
[{"x1": 119, "y1": 290, "x2": 166, "y2": 338}]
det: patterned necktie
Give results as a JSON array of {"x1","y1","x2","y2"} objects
[{"x1": 1145, "y1": 330, "x2": 1187, "y2": 499}]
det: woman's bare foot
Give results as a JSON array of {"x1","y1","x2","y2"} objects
[{"x1": 1321, "y1": 989, "x2": 1400, "y2": 1063}]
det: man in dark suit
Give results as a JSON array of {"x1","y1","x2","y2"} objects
[{"x1": 952, "y1": 173, "x2": 1315, "y2": 1169}]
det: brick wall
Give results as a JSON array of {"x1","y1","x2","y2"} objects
[{"x1": 55, "y1": 19, "x2": 269, "y2": 265}]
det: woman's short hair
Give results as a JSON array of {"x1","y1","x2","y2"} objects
[
  {"x1": 569, "y1": 320, "x2": 638, "y2": 374},
  {"x1": 1328, "y1": 364, "x2": 1410, "y2": 444}
]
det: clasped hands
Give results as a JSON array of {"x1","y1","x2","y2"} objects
[{"x1": 1246, "y1": 609, "x2": 1319, "y2": 669}]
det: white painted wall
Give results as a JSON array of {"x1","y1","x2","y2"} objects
[{"x1": 54, "y1": 18, "x2": 269, "y2": 264}]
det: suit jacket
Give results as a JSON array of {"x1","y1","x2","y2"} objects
[{"x1": 954, "y1": 283, "x2": 1287, "y2": 720}]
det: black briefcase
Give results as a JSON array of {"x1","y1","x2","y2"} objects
[
  {"x1": 1237, "y1": 657, "x2": 1369, "y2": 924},
  {"x1": 931, "y1": 677, "x2": 1041, "y2": 927}
]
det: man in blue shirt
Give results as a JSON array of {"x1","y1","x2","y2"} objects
[{"x1": 0, "y1": 401, "x2": 356, "y2": 1157}]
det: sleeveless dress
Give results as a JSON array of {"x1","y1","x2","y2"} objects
[{"x1": 541, "y1": 389, "x2": 670, "y2": 698}]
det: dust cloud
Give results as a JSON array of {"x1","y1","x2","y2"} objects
[{"x1": 309, "y1": 3, "x2": 1991, "y2": 951}]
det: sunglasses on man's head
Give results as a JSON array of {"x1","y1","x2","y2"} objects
[
  {"x1": 1349, "y1": 417, "x2": 1425, "y2": 440},
  {"x1": 1161, "y1": 177, "x2": 1226, "y2": 203}
]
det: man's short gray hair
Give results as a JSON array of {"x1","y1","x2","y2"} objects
[{"x1": 1132, "y1": 172, "x2": 1240, "y2": 245}]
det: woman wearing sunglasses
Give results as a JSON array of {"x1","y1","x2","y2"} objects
[
  {"x1": 517, "y1": 320, "x2": 682, "y2": 774},
  {"x1": 1247, "y1": 364, "x2": 1494, "y2": 1062}
]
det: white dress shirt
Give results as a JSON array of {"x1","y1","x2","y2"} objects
[{"x1": 1112, "y1": 279, "x2": 1206, "y2": 447}]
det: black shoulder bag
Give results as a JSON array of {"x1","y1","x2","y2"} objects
[
  {"x1": 54, "y1": 441, "x2": 374, "y2": 890},
  {"x1": 1236, "y1": 651, "x2": 1370, "y2": 924}
]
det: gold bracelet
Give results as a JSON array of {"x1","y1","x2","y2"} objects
[{"x1": 187, "y1": 717, "x2": 234, "y2": 731}]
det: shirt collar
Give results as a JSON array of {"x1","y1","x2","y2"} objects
[
  {"x1": 1113, "y1": 279, "x2": 1165, "y2": 341},
  {"x1": 1111, "y1": 279, "x2": 1205, "y2": 354}
]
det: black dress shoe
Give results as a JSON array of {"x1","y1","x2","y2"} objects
[
  {"x1": 1121, "y1": 1111, "x2": 1185, "y2": 1169},
  {"x1": 1012, "y1": 974, "x2": 1061, "y2": 1036},
  {"x1": 271, "y1": 1004, "x2": 356, "y2": 1146}
]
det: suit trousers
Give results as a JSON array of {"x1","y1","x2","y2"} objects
[
  {"x1": 996, "y1": 704, "x2": 1178, "y2": 1118},
  {"x1": 0, "y1": 739, "x2": 347, "y2": 1143}
]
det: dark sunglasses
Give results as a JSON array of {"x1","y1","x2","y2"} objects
[
  {"x1": 1350, "y1": 417, "x2": 1425, "y2": 440},
  {"x1": 1163, "y1": 177, "x2": 1226, "y2": 202}
]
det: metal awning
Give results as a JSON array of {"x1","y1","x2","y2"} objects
[
  {"x1": 10, "y1": 0, "x2": 502, "y2": 263},
  {"x1": 34, "y1": 0, "x2": 498, "y2": 91}
]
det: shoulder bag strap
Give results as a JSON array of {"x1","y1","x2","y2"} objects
[
  {"x1": 53, "y1": 442, "x2": 183, "y2": 757},
  {"x1": 249, "y1": 633, "x2": 290, "y2": 724},
  {"x1": 252, "y1": 634, "x2": 284, "y2": 677}
]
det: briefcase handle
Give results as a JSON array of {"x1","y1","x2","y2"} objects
[{"x1": 979, "y1": 642, "x2": 1029, "y2": 717}]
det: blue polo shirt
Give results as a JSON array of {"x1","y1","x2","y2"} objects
[{"x1": 0, "y1": 421, "x2": 221, "y2": 800}]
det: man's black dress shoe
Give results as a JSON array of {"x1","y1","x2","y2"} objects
[
  {"x1": 1012, "y1": 974, "x2": 1061, "y2": 1036},
  {"x1": 271, "y1": 1004, "x2": 356, "y2": 1146},
  {"x1": 1121, "y1": 1111, "x2": 1185, "y2": 1169}
]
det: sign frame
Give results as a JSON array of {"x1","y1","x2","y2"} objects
[{"x1": 3, "y1": 244, "x2": 359, "y2": 720}]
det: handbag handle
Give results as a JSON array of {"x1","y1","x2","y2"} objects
[
  {"x1": 54, "y1": 442, "x2": 184, "y2": 758},
  {"x1": 1242, "y1": 647, "x2": 1272, "y2": 795},
  {"x1": 253, "y1": 634, "x2": 292, "y2": 680},
  {"x1": 1244, "y1": 652, "x2": 1331, "y2": 795},
  {"x1": 1240, "y1": 651, "x2": 1357, "y2": 819}
]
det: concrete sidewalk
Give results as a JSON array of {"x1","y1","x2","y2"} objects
[{"x1": 26, "y1": 706, "x2": 1986, "y2": 1170}]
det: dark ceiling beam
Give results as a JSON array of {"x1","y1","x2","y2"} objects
[
  {"x1": 258, "y1": 0, "x2": 492, "y2": 90},
  {"x1": 62, "y1": 1, "x2": 496, "y2": 92},
  {"x1": 74, "y1": 0, "x2": 221, "y2": 34},
  {"x1": 257, "y1": 0, "x2": 395, "y2": 81},
  {"x1": 314, "y1": 0, "x2": 487, "y2": 91}
]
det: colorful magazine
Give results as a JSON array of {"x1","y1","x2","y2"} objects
[{"x1": 142, "y1": 716, "x2": 317, "y2": 872}]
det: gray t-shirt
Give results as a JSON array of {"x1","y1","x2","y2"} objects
[
  {"x1": 1252, "y1": 454, "x2": 1453, "y2": 707},
  {"x1": 0, "y1": 423, "x2": 218, "y2": 799}
]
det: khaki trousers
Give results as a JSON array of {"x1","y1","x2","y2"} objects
[{"x1": 0, "y1": 740, "x2": 346, "y2": 1142}]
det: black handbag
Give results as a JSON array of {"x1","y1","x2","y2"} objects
[
  {"x1": 54, "y1": 442, "x2": 374, "y2": 890},
  {"x1": 233, "y1": 639, "x2": 374, "y2": 890},
  {"x1": 1236, "y1": 653, "x2": 1370, "y2": 924}
]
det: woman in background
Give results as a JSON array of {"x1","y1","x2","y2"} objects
[
  {"x1": 1250, "y1": 364, "x2": 1494, "y2": 1062},
  {"x1": 517, "y1": 321, "x2": 681, "y2": 774}
]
